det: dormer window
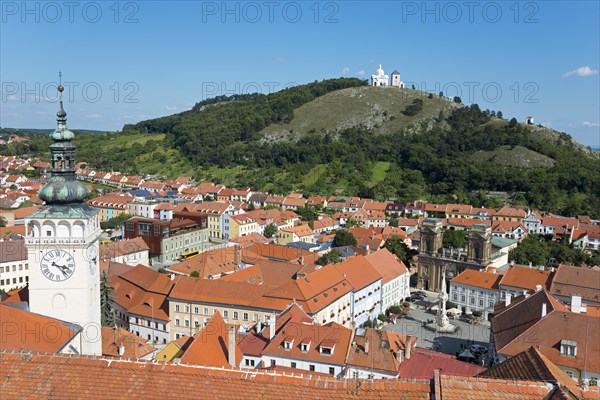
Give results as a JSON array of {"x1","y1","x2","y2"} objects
[
  {"x1": 560, "y1": 340, "x2": 577, "y2": 357},
  {"x1": 283, "y1": 337, "x2": 294, "y2": 350},
  {"x1": 319, "y1": 339, "x2": 336, "y2": 356},
  {"x1": 300, "y1": 339, "x2": 311, "y2": 353}
]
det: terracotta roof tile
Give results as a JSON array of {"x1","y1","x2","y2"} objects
[
  {"x1": 499, "y1": 266, "x2": 553, "y2": 292},
  {"x1": 398, "y1": 347, "x2": 485, "y2": 379},
  {"x1": 181, "y1": 312, "x2": 243, "y2": 367},
  {"x1": 0, "y1": 304, "x2": 79, "y2": 353},
  {"x1": 347, "y1": 329, "x2": 416, "y2": 375},
  {"x1": 451, "y1": 269, "x2": 503, "y2": 290},
  {"x1": 101, "y1": 327, "x2": 156, "y2": 359},
  {"x1": 100, "y1": 237, "x2": 149, "y2": 260},
  {"x1": 0, "y1": 352, "x2": 434, "y2": 399},
  {"x1": 364, "y1": 248, "x2": 408, "y2": 285},
  {"x1": 333, "y1": 256, "x2": 382, "y2": 291},
  {"x1": 549, "y1": 264, "x2": 600, "y2": 304}
]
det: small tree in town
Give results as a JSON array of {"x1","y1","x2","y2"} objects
[
  {"x1": 100, "y1": 271, "x2": 116, "y2": 327},
  {"x1": 332, "y1": 230, "x2": 357, "y2": 247},
  {"x1": 264, "y1": 223, "x2": 278, "y2": 238}
]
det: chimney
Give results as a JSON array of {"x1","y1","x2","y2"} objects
[
  {"x1": 364, "y1": 339, "x2": 369, "y2": 354},
  {"x1": 234, "y1": 245, "x2": 241, "y2": 271},
  {"x1": 571, "y1": 295, "x2": 582, "y2": 314},
  {"x1": 268, "y1": 314, "x2": 276, "y2": 341},
  {"x1": 228, "y1": 325, "x2": 236, "y2": 367},
  {"x1": 404, "y1": 340, "x2": 412, "y2": 360},
  {"x1": 541, "y1": 303, "x2": 547, "y2": 318},
  {"x1": 505, "y1": 293, "x2": 512, "y2": 307},
  {"x1": 170, "y1": 273, "x2": 175, "y2": 281},
  {"x1": 523, "y1": 290, "x2": 529, "y2": 298},
  {"x1": 300, "y1": 256, "x2": 304, "y2": 265},
  {"x1": 528, "y1": 262, "x2": 532, "y2": 268},
  {"x1": 535, "y1": 284, "x2": 543, "y2": 292},
  {"x1": 118, "y1": 344, "x2": 125, "y2": 356},
  {"x1": 396, "y1": 349, "x2": 403, "y2": 363}
]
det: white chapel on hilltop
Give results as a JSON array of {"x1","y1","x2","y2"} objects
[{"x1": 371, "y1": 65, "x2": 405, "y2": 88}]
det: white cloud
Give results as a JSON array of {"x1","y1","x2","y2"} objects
[
  {"x1": 86, "y1": 113, "x2": 101, "y2": 119},
  {"x1": 563, "y1": 66, "x2": 599, "y2": 77},
  {"x1": 164, "y1": 105, "x2": 178, "y2": 111},
  {"x1": 582, "y1": 121, "x2": 600, "y2": 128},
  {"x1": 540, "y1": 121, "x2": 552, "y2": 128},
  {"x1": 341, "y1": 67, "x2": 350, "y2": 76},
  {"x1": 356, "y1": 70, "x2": 366, "y2": 76}
]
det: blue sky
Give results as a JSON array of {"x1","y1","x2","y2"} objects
[{"x1": 1, "y1": 1, "x2": 599, "y2": 147}]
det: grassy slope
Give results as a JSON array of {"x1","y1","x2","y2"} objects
[
  {"x1": 260, "y1": 86, "x2": 460, "y2": 142},
  {"x1": 471, "y1": 145, "x2": 556, "y2": 168}
]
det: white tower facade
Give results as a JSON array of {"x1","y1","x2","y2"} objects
[
  {"x1": 25, "y1": 79, "x2": 102, "y2": 356},
  {"x1": 371, "y1": 64, "x2": 389, "y2": 86},
  {"x1": 391, "y1": 70, "x2": 405, "y2": 88}
]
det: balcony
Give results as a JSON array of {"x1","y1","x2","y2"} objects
[{"x1": 25, "y1": 237, "x2": 87, "y2": 245}]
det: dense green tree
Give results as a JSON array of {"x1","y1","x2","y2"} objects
[
  {"x1": 508, "y1": 234, "x2": 551, "y2": 266},
  {"x1": 316, "y1": 249, "x2": 342, "y2": 266},
  {"x1": 100, "y1": 271, "x2": 115, "y2": 326},
  {"x1": 332, "y1": 230, "x2": 357, "y2": 247},
  {"x1": 100, "y1": 213, "x2": 130, "y2": 230},
  {"x1": 453, "y1": 96, "x2": 462, "y2": 103},
  {"x1": 384, "y1": 236, "x2": 417, "y2": 267},
  {"x1": 443, "y1": 229, "x2": 467, "y2": 249},
  {"x1": 264, "y1": 223, "x2": 278, "y2": 238},
  {"x1": 508, "y1": 117, "x2": 518, "y2": 127}
]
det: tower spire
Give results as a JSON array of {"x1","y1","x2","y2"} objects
[
  {"x1": 37, "y1": 72, "x2": 89, "y2": 204},
  {"x1": 57, "y1": 70, "x2": 67, "y2": 121}
]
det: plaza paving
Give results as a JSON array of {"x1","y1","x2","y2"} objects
[{"x1": 384, "y1": 289, "x2": 492, "y2": 366}]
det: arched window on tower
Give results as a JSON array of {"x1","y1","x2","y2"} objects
[{"x1": 52, "y1": 293, "x2": 67, "y2": 308}]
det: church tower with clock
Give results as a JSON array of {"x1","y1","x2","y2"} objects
[{"x1": 25, "y1": 77, "x2": 102, "y2": 356}]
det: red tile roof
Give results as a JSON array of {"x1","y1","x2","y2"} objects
[
  {"x1": 492, "y1": 290, "x2": 600, "y2": 376},
  {"x1": 451, "y1": 269, "x2": 502, "y2": 290},
  {"x1": 398, "y1": 347, "x2": 485, "y2": 379},
  {"x1": 478, "y1": 346, "x2": 576, "y2": 388},
  {"x1": 101, "y1": 327, "x2": 156, "y2": 359},
  {"x1": 0, "y1": 352, "x2": 434, "y2": 399},
  {"x1": 334, "y1": 255, "x2": 382, "y2": 291},
  {"x1": 364, "y1": 248, "x2": 409, "y2": 284},
  {"x1": 262, "y1": 305, "x2": 353, "y2": 366},
  {"x1": 499, "y1": 266, "x2": 553, "y2": 292},
  {"x1": 100, "y1": 237, "x2": 149, "y2": 260},
  {"x1": 0, "y1": 304, "x2": 79, "y2": 354},
  {"x1": 549, "y1": 264, "x2": 600, "y2": 304},
  {"x1": 110, "y1": 266, "x2": 177, "y2": 321},
  {"x1": 438, "y1": 372, "x2": 553, "y2": 399},
  {"x1": 346, "y1": 329, "x2": 416, "y2": 375},
  {"x1": 180, "y1": 312, "x2": 243, "y2": 367}
]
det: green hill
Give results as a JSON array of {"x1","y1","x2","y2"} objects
[
  {"x1": 3, "y1": 78, "x2": 599, "y2": 217},
  {"x1": 260, "y1": 86, "x2": 460, "y2": 142}
]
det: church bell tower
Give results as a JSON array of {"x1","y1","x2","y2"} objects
[{"x1": 25, "y1": 74, "x2": 102, "y2": 355}]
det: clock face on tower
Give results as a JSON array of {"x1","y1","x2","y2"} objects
[
  {"x1": 87, "y1": 244, "x2": 98, "y2": 275},
  {"x1": 40, "y1": 250, "x2": 75, "y2": 282}
]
